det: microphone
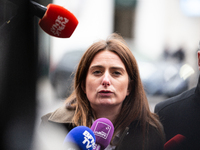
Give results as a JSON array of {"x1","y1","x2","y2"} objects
[
  {"x1": 30, "y1": 1, "x2": 78, "y2": 38},
  {"x1": 164, "y1": 134, "x2": 186, "y2": 150},
  {"x1": 91, "y1": 118, "x2": 114, "y2": 150},
  {"x1": 64, "y1": 126, "x2": 96, "y2": 150}
]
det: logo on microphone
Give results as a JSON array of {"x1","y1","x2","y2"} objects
[
  {"x1": 93, "y1": 122, "x2": 111, "y2": 139},
  {"x1": 82, "y1": 130, "x2": 95, "y2": 149},
  {"x1": 50, "y1": 15, "x2": 69, "y2": 36}
]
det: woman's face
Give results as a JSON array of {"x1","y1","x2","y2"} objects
[{"x1": 84, "y1": 50, "x2": 130, "y2": 111}]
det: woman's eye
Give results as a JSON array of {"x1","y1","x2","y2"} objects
[
  {"x1": 92, "y1": 70, "x2": 102, "y2": 75},
  {"x1": 113, "y1": 71, "x2": 122, "y2": 76}
]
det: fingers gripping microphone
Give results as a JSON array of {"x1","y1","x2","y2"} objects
[
  {"x1": 164, "y1": 134, "x2": 186, "y2": 150},
  {"x1": 30, "y1": 1, "x2": 78, "y2": 38},
  {"x1": 91, "y1": 118, "x2": 114, "y2": 150},
  {"x1": 64, "y1": 126, "x2": 96, "y2": 150}
]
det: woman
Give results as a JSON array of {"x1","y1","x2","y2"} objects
[{"x1": 41, "y1": 33, "x2": 165, "y2": 150}]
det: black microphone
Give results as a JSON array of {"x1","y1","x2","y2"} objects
[{"x1": 30, "y1": 1, "x2": 47, "y2": 18}]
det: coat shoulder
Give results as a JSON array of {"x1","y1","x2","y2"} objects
[
  {"x1": 154, "y1": 87, "x2": 196, "y2": 113},
  {"x1": 41, "y1": 104, "x2": 75, "y2": 124}
]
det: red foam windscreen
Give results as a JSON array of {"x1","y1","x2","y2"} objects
[
  {"x1": 39, "y1": 4, "x2": 78, "y2": 38},
  {"x1": 164, "y1": 134, "x2": 186, "y2": 150}
]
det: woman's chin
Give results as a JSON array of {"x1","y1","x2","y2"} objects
[{"x1": 98, "y1": 101, "x2": 120, "y2": 107}]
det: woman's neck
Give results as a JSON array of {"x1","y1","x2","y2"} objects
[{"x1": 92, "y1": 105, "x2": 122, "y2": 123}]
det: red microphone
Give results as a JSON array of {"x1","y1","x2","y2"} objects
[
  {"x1": 30, "y1": 1, "x2": 78, "y2": 38},
  {"x1": 164, "y1": 134, "x2": 186, "y2": 150}
]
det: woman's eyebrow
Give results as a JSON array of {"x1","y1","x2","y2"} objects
[
  {"x1": 110, "y1": 66, "x2": 125, "y2": 70},
  {"x1": 90, "y1": 65, "x2": 125, "y2": 71},
  {"x1": 89, "y1": 65, "x2": 104, "y2": 69},
  {"x1": 110, "y1": 67, "x2": 126, "y2": 73}
]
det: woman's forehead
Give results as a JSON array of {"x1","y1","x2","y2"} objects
[{"x1": 90, "y1": 51, "x2": 125, "y2": 67}]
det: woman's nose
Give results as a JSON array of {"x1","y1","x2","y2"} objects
[{"x1": 101, "y1": 72, "x2": 111, "y2": 86}]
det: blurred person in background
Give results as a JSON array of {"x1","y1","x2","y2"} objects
[
  {"x1": 154, "y1": 50, "x2": 200, "y2": 149},
  {"x1": 40, "y1": 33, "x2": 165, "y2": 150}
]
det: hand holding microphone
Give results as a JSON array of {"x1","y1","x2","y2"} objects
[
  {"x1": 30, "y1": 1, "x2": 78, "y2": 38},
  {"x1": 91, "y1": 118, "x2": 114, "y2": 150}
]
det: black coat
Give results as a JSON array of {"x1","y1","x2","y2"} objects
[
  {"x1": 40, "y1": 105, "x2": 164, "y2": 150},
  {"x1": 154, "y1": 75, "x2": 200, "y2": 150}
]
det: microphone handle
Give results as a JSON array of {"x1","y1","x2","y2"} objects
[{"x1": 30, "y1": 1, "x2": 47, "y2": 18}]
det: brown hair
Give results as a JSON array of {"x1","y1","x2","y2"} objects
[{"x1": 65, "y1": 33, "x2": 164, "y2": 144}]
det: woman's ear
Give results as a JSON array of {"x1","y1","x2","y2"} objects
[
  {"x1": 81, "y1": 81, "x2": 86, "y2": 93},
  {"x1": 127, "y1": 80, "x2": 133, "y2": 96}
]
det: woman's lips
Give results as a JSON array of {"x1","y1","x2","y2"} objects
[{"x1": 98, "y1": 90, "x2": 113, "y2": 97}]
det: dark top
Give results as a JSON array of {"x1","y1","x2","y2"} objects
[
  {"x1": 154, "y1": 75, "x2": 200, "y2": 150},
  {"x1": 40, "y1": 105, "x2": 165, "y2": 150}
]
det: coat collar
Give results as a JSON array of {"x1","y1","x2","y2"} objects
[{"x1": 48, "y1": 104, "x2": 75, "y2": 124}]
